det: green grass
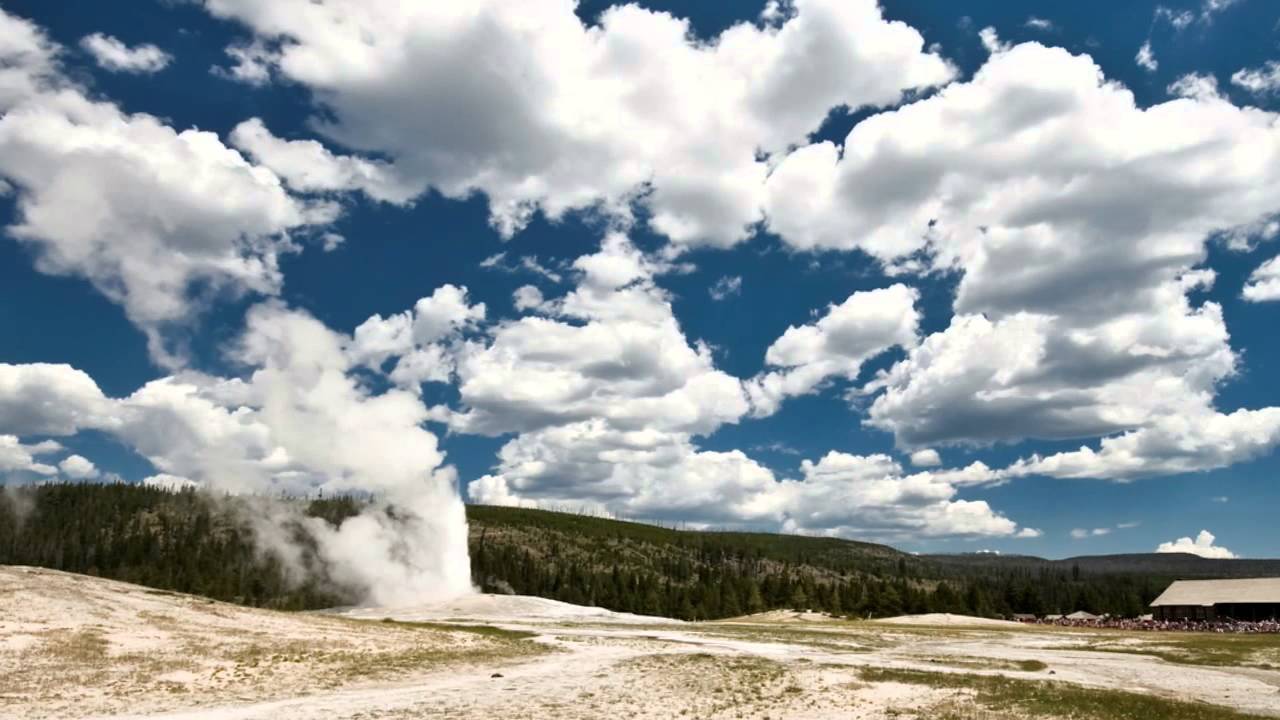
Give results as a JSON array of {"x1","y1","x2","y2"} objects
[
  {"x1": 860, "y1": 667, "x2": 1267, "y2": 720},
  {"x1": 1066, "y1": 631, "x2": 1280, "y2": 670}
]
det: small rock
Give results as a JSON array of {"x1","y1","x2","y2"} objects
[{"x1": 491, "y1": 673, "x2": 504, "y2": 678}]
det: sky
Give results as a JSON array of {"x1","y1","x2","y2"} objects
[{"x1": 2, "y1": 0, "x2": 1279, "y2": 562}]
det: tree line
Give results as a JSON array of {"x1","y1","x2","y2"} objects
[{"x1": 1, "y1": 483, "x2": 1172, "y2": 619}]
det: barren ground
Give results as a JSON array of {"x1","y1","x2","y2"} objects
[{"x1": 3, "y1": 566, "x2": 1279, "y2": 719}]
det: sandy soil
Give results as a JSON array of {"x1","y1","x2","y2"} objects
[
  {"x1": 4, "y1": 565, "x2": 1280, "y2": 719},
  {"x1": 877, "y1": 612, "x2": 1023, "y2": 627},
  {"x1": 723, "y1": 609, "x2": 842, "y2": 624},
  {"x1": 339, "y1": 592, "x2": 677, "y2": 625},
  {"x1": 0, "y1": 566, "x2": 539, "y2": 719}
]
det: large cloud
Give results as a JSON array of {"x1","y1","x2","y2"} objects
[
  {"x1": 0, "y1": 9, "x2": 332, "y2": 363},
  {"x1": 203, "y1": 0, "x2": 951, "y2": 246},
  {"x1": 765, "y1": 40, "x2": 1280, "y2": 280}
]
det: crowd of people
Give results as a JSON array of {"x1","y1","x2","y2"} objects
[{"x1": 1017, "y1": 615, "x2": 1280, "y2": 633}]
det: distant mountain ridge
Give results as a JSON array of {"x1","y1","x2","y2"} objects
[{"x1": 925, "y1": 552, "x2": 1280, "y2": 577}]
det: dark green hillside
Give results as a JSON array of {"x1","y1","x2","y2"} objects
[
  {"x1": 1, "y1": 483, "x2": 1267, "y2": 620},
  {"x1": 468, "y1": 504, "x2": 908, "y2": 578},
  {"x1": 465, "y1": 506, "x2": 1173, "y2": 619},
  {"x1": 0, "y1": 482, "x2": 354, "y2": 609},
  {"x1": 467, "y1": 504, "x2": 920, "y2": 618}
]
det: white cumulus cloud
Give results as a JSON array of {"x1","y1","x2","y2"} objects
[
  {"x1": 0, "y1": 435, "x2": 58, "y2": 477},
  {"x1": 1135, "y1": 40, "x2": 1158, "y2": 72},
  {"x1": 58, "y1": 454, "x2": 100, "y2": 480},
  {"x1": 347, "y1": 285, "x2": 486, "y2": 390},
  {"x1": 230, "y1": 118, "x2": 419, "y2": 204},
  {"x1": 1156, "y1": 529, "x2": 1237, "y2": 559},
  {"x1": 0, "y1": 10, "x2": 334, "y2": 364},
  {"x1": 909, "y1": 449, "x2": 941, "y2": 467},
  {"x1": 1243, "y1": 255, "x2": 1280, "y2": 301},
  {"x1": 748, "y1": 284, "x2": 919, "y2": 417},
  {"x1": 1004, "y1": 407, "x2": 1280, "y2": 481},
  {"x1": 1232, "y1": 61, "x2": 1280, "y2": 96},
  {"x1": 79, "y1": 33, "x2": 171, "y2": 74}
]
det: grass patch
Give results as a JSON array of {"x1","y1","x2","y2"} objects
[
  {"x1": 697, "y1": 625, "x2": 880, "y2": 653},
  {"x1": 861, "y1": 667, "x2": 1266, "y2": 720},
  {"x1": 39, "y1": 629, "x2": 109, "y2": 665},
  {"x1": 619, "y1": 653, "x2": 801, "y2": 716},
  {"x1": 375, "y1": 618, "x2": 538, "y2": 641},
  {"x1": 915, "y1": 656, "x2": 1048, "y2": 673},
  {"x1": 0, "y1": 629, "x2": 113, "y2": 698}
]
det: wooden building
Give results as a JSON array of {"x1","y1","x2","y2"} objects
[{"x1": 1150, "y1": 578, "x2": 1280, "y2": 621}]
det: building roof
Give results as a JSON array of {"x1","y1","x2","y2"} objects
[
  {"x1": 1066, "y1": 611, "x2": 1101, "y2": 620},
  {"x1": 1150, "y1": 578, "x2": 1280, "y2": 607}
]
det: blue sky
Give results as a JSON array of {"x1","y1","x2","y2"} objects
[{"x1": 2, "y1": 0, "x2": 1279, "y2": 561}]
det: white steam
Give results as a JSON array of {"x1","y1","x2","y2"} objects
[
  {"x1": 228, "y1": 302, "x2": 473, "y2": 605},
  {"x1": 0, "y1": 300, "x2": 475, "y2": 606}
]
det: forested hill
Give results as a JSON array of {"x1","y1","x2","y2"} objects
[{"x1": 2, "y1": 483, "x2": 1273, "y2": 620}]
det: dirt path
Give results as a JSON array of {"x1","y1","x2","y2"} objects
[
  {"x1": 893, "y1": 635, "x2": 1280, "y2": 717},
  {"x1": 91, "y1": 639, "x2": 640, "y2": 720},
  {"x1": 106, "y1": 618, "x2": 1280, "y2": 720},
  {"x1": 92, "y1": 629, "x2": 947, "y2": 720}
]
